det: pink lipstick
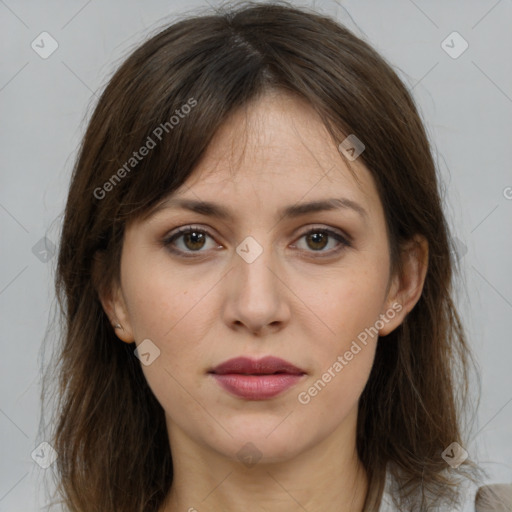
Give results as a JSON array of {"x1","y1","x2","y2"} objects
[{"x1": 209, "y1": 356, "x2": 306, "y2": 400}]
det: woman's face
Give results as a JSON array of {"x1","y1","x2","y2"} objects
[{"x1": 106, "y1": 92, "x2": 410, "y2": 464}]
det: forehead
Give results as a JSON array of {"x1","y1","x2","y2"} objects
[
  {"x1": 140, "y1": 92, "x2": 386, "y2": 230},
  {"x1": 184, "y1": 92, "x2": 373, "y2": 200}
]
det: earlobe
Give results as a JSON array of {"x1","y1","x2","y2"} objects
[
  {"x1": 101, "y1": 285, "x2": 135, "y2": 344},
  {"x1": 378, "y1": 300, "x2": 405, "y2": 337},
  {"x1": 92, "y1": 251, "x2": 135, "y2": 343},
  {"x1": 379, "y1": 235, "x2": 429, "y2": 337}
]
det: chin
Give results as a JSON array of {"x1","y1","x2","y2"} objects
[{"x1": 209, "y1": 420, "x2": 315, "y2": 465}]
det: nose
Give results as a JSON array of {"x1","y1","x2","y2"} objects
[{"x1": 222, "y1": 240, "x2": 290, "y2": 336}]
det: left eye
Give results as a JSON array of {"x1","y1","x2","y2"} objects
[{"x1": 293, "y1": 228, "x2": 350, "y2": 254}]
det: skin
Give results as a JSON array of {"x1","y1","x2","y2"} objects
[{"x1": 100, "y1": 91, "x2": 428, "y2": 512}]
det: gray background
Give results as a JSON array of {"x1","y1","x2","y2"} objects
[{"x1": 1, "y1": 0, "x2": 511, "y2": 509}]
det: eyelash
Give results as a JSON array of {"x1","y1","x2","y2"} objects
[{"x1": 162, "y1": 225, "x2": 352, "y2": 259}]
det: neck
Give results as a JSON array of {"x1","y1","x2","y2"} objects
[{"x1": 160, "y1": 410, "x2": 369, "y2": 512}]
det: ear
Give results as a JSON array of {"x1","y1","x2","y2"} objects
[
  {"x1": 92, "y1": 251, "x2": 135, "y2": 343},
  {"x1": 378, "y1": 234, "x2": 429, "y2": 336}
]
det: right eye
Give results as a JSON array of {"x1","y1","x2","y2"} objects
[{"x1": 162, "y1": 225, "x2": 221, "y2": 257}]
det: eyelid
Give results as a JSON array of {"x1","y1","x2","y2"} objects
[
  {"x1": 165, "y1": 224, "x2": 216, "y2": 240},
  {"x1": 295, "y1": 224, "x2": 353, "y2": 244}
]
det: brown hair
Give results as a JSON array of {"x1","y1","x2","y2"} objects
[{"x1": 40, "y1": 1, "x2": 480, "y2": 510}]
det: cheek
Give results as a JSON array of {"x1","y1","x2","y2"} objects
[
  {"x1": 295, "y1": 344, "x2": 376, "y2": 440},
  {"x1": 121, "y1": 250, "x2": 218, "y2": 343},
  {"x1": 126, "y1": 274, "x2": 217, "y2": 426},
  {"x1": 121, "y1": 258, "x2": 223, "y2": 395},
  {"x1": 118, "y1": 257, "x2": 216, "y2": 404},
  {"x1": 291, "y1": 254, "x2": 388, "y2": 409},
  {"x1": 293, "y1": 273, "x2": 384, "y2": 423},
  {"x1": 294, "y1": 258, "x2": 389, "y2": 347}
]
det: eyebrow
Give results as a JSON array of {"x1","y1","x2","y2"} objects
[{"x1": 147, "y1": 197, "x2": 368, "y2": 223}]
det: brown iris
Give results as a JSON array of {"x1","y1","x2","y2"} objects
[
  {"x1": 306, "y1": 232, "x2": 328, "y2": 251},
  {"x1": 183, "y1": 231, "x2": 206, "y2": 251}
]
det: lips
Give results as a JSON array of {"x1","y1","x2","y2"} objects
[
  {"x1": 210, "y1": 356, "x2": 305, "y2": 376},
  {"x1": 209, "y1": 356, "x2": 306, "y2": 400}
]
